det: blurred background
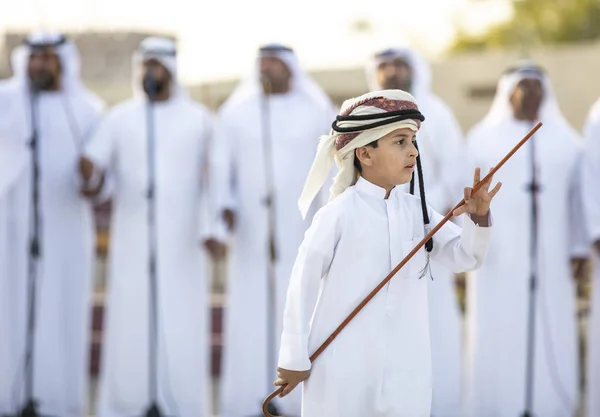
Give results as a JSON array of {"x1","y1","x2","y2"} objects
[{"x1": 1, "y1": 0, "x2": 599, "y2": 414}]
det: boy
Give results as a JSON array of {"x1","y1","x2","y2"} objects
[{"x1": 273, "y1": 90, "x2": 501, "y2": 416}]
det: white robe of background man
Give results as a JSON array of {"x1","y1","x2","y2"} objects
[
  {"x1": 279, "y1": 177, "x2": 492, "y2": 417},
  {"x1": 85, "y1": 37, "x2": 223, "y2": 417},
  {"x1": 582, "y1": 98, "x2": 600, "y2": 417},
  {"x1": 464, "y1": 64, "x2": 587, "y2": 417},
  {"x1": 213, "y1": 45, "x2": 336, "y2": 417},
  {"x1": 0, "y1": 32, "x2": 103, "y2": 417},
  {"x1": 366, "y1": 46, "x2": 466, "y2": 416}
]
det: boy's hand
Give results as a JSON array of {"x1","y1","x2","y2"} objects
[
  {"x1": 273, "y1": 367, "x2": 310, "y2": 397},
  {"x1": 453, "y1": 167, "x2": 502, "y2": 218}
]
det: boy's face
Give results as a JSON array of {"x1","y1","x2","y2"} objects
[{"x1": 355, "y1": 127, "x2": 419, "y2": 188}]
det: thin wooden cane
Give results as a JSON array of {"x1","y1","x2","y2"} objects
[{"x1": 262, "y1": 121, "x2": 543, "y2": 417}]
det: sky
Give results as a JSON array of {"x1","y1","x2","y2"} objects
[{"x1": 0, "y1": 0, "x2": 513, "y2": 83}]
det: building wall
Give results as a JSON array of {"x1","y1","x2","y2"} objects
[
  {"x1": 191, "y1": 40, "x2": 600, "y2": 134},
  {"x1": 430, "y1": 41, "x2": 600, "y2": 133}
]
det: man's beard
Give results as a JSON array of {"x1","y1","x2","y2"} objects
[
  {"x1": 382, "y1": 78, "x2": 411, "y2": 93},
  {"x1": 261, "y1": 74, "x2": 287, "y2": 94},
  {"x1": 29, "y1": 72, "x2": 58, "y2": 91},
  {"x1": 517, "y1": 92, "x2": 542, "y2": 119}
]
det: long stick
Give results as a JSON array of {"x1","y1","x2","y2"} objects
[{"x1": 261, "y1": 121, "x2": 543, "y2": 416}]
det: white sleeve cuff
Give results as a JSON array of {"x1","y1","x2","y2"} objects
[
  {"x1": 92, "y1": 171, "x2": 114, "y2": 204},
  {"x1": 277, "y1": 332, "x2": 311, "y2": 371},
  {"x1": 200, "y1": 217, "x2": 229, "y2": 242},
  {"x1": 461, "y1": 212, "x2": 493, "y2": 263}
]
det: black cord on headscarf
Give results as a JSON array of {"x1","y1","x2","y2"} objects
[
  {"x1": 332, "y1": 109, "x2": 425, "y2": 133},
  {"x1": 410, "y1": 143, "x2": 434, "y2": 280},
  {"x1": 411, "y1": 143, "x2": 433, "y2": 253}
]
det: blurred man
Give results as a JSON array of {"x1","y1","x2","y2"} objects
[
  {"x1": 79, "y1": 36, "x2": 226, "y2": 417},
  {"x1": 0, "y1": 31, "x2": 104, "y2": 417},
  {"x1": 366, "y1": 47, "x2": 466, "y2": 417},
  {"x1": 464, "y1": 61, "x2": 588, "y2": 417},
  {"x1": 582, "y1": 97, "x2": 600, "y2": 417},
  {"x1": 212, "y1": 44, "x2": 336, "y2": 417}
]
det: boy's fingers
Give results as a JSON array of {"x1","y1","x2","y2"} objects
[
  {"x1": 464, "y1": 187, "x2": 472, "y2": 200},
  {"x1": 273, "y1": 378, "x2": 287, "y2": 386},
  {"x1": 453, "y1": 206, "x2": 466, "y2": 216},
  {"x1": 488, "y1": 182, "x2": 503, "y2": 198},
  {"x1": 473, "y1": 167, "x2": 480, "y2": 185},
  {"x1": 280, "y1": 382, "x2": 297, "y2": 397}
]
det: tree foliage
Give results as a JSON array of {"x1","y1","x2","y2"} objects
[{"x1": 451, "y1": 0, "x2": 600, "y2": 52}]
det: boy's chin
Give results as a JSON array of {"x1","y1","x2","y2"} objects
[{"x1": 396, "y1": 176, "x2": 413, "y2": 185}]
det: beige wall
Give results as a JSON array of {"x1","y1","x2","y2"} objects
[
  {"x1": 430, "y1": 41, "x2": 600, "y2": 133},
  {"x1": 191, "y1": 40, "x2": 600, "y2": 135}
]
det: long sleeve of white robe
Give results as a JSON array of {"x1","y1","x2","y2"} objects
[
  {"x1": 210, "y1": 117, "x2": 238, "y2": 214},
  {"x1": 582, "y1": 104, "x2": 600, "y2": 245},
  {"x1": 82, "y1": 110, "x2": 119, "y2": 203},
  {"x1": 197, "y1": 115, "x2": 229, "y2": 242},
  {"x1": 568, "y1": 146, "x2": 590, "y2": 258},
  {"x1": 583, "y1": 98, "x2": 600, "y2": 417},
  {"x1": 278, "y1": 205, "x2": 492, "y2": 371}
]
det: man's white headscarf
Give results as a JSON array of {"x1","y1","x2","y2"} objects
[
  {"x1": 219, "y1": 43, "x2": 333, "y2": 113},
  {"x1": 0, "y1": 31, "x2": 103, "y2": 197},
  {"x1": 131, "y1": 36, "x2": 186, "y2": 99},
  {"x1": 481, "y1": 60, "x2": 568, "y2": 127},
  {"x1": 365, "y1": 47, "x2": 432, "y2": 109},
  {"x1": 297, "y1": 89, "x2": 424, "y2": 219},
  {"x1": 8, "y1": 30, "x2": 89, "y2": 95}
]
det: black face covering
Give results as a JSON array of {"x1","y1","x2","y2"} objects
[
  {"x1": 142, "y1": 76, "x2": 168, "y2": 97},
  {"x1": 142, "y1": 67, "x2": 169, "y2": 98}
]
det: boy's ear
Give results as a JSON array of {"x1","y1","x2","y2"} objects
[{"x1": 355, "y1": 146, "x2": 373, "y2": 168}]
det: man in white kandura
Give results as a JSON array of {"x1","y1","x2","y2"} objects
[
  {"x1": 464, "y1": 61, "x2": 588, "y2": 417},
  {"x1": 581, "y1": 96, "x2": 600, "y2": 417},
  {"x1": 213, "y1": 43, "x2": 337, "y2": 417},
  {"x1": 0, "y1": 31, "x2": 103, "y2": 417},
  {"x1": 79, "y1": 36, "x2": 227, "y2": 417},
  {"x1": 366, "y1": 46, "x2": 466, "y2": 417}
]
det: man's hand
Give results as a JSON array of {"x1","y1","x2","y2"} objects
[
  {"x1": 453, "y1": 167, "x2": 502, "y2": 222},
  {"x1": 571, "y1": 257, "x2": 589, "y2": 284},
  {"x1": 222, "y1": 209, "x2": 236, "y2": 232},
  {"x1": 203, "y1": 238, "x2": 227, "y2": 260},
  {"x1": 273, "y1": 367, "x2": 310, "y2": 398}
]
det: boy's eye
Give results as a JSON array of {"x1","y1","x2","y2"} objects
[{"x1": 396, "y1": 139, "x2": 405, "y2": 145}]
